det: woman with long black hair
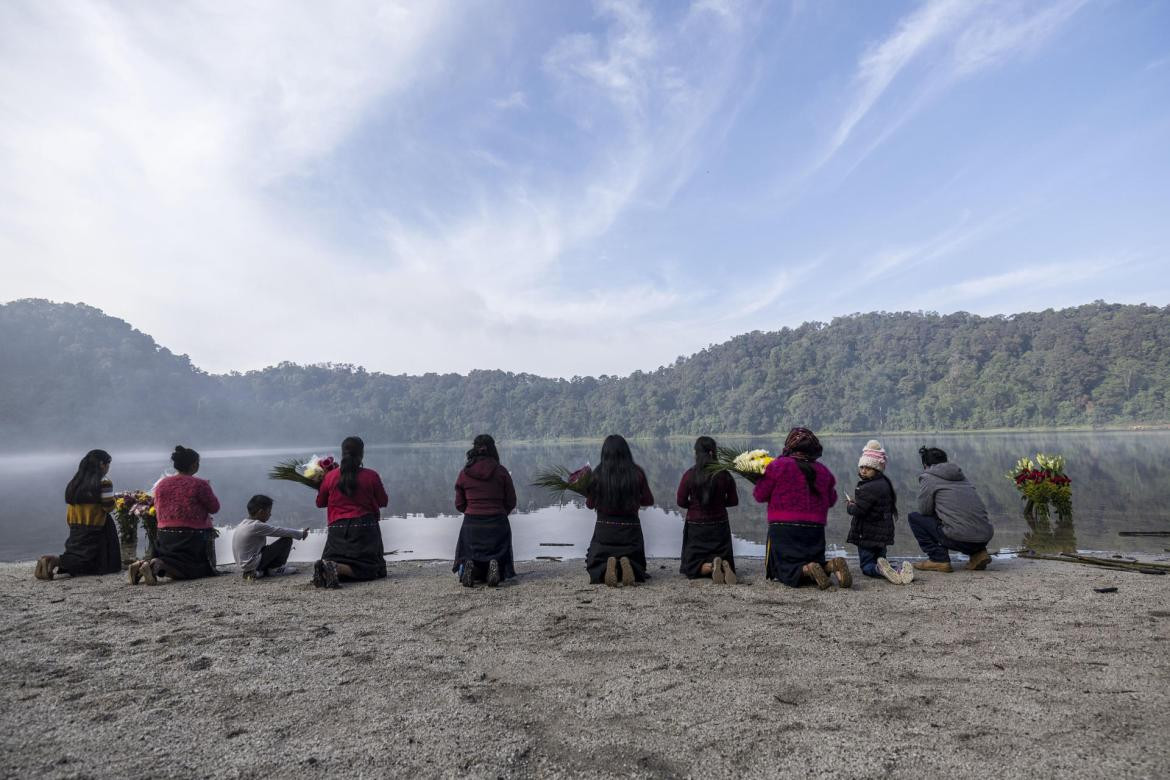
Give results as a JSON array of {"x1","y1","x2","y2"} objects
[
  {"x1": 452, "y1": 434, "x2": 517, "y2": 587},
  {"x1": 584, "y1": 434, "x2": 654, "y2": 587},
  {"x1": 312, "y1": 436, "x2": 389, "y2": 589},
  {"x1": 34, "y1": 449, "x2": 120, "y2": 580},
  {"x1": 676, "y1": 436, "x2": 739, "y2": 584},
  {"x1": 129, "y1": 446, "x2": 220, "y2": 585},
  {"x1": 753, "y1": 427, "x2": 845, "y2": 589}
]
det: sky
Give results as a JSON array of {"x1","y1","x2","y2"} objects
[{"x1": 2, "y1": 0, "x2": 1168, "y2": 378}]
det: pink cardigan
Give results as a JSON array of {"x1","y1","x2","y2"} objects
[
  {"x1": 752, "y1": 456, "x2": 837, "y2": 524},
  {"x1": 154, "y1": 474, "x2": 220, "y2": 529}
]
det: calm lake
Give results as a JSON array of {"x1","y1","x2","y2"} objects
[{"x1": 3, "y1": 432, "x2": 1168, "y2": 565}]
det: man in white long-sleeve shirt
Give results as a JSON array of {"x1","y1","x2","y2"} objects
[{"x1": 232, "y1": 495, "x2": 308, "y2": 580}]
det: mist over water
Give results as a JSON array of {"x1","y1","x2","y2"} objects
[{"x1": 4, "y1": 431, "x2": 1168, "y2": 563}]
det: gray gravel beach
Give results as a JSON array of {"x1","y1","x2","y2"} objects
[{"x1": 2, "y1": 556, "x2": 1168, "y2": 779}]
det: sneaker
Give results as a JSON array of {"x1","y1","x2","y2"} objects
[
  {"x1": 966, "y1": 549, "x2": 991, "y2": 571},
  {"x1": 139, "y1": 560, "x2": 158, "y2": 586},
  {"x1": 876, "y1": 557, "x2": 901, "y2": 585},
  {"x1": 805, "y1": 562, "x2": 832, "y2": 590},
  {"x1": 35, "y1": 556, "x2": 55, "y2": 581},
  {"x1": 825, "y1": 557, "x2": 852, "y2": 589},
  {"x1": 312, "y1": 559, "x2": 326, "y2": 588},
  {"x1": 915, "y1": 560, "x2": 954, "y2": 573},
  {"x1": 322, "y1": 560, "x2": 341, "y2": 589},
  {"x1": 721, "y1": 559, "x2": 737, "y2": 586},
  {"x1": 127, "y1": 560, "x2": 143, "y2": 586},
  {"x1": 460, "y1": 562, "x2": 476, "y2": 588},
  {"x1": 265, "y1": 565, "x2": 298, "y2": 577},
  {"x1": 604, "y1": 556, "x2": 619, "y2": 587},
  {"x1": 898, "y1": 561, "x2": 915, "y2": 584},
  {"x1": 711, "y1": 557, "x2": 725, "y2": 585},
  {"x1": 486, "y1": 559, "x2": 501, "y2": 588},
  {"x1": 619, "y1": 556, "x2": 636, "y2": 586}
]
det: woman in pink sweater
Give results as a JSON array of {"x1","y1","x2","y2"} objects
[
  {"x1": 129, "y1": 446, "x2": 221, "y2": 585},
  {"x1": 752, "y1": 428, "x2": 849, "y2": 589}
]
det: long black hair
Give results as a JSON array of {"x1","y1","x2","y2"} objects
[
  {"x1": 339, "y1": 436, "x2": 364, "y2": 497},
  {"x1": 592, "y1": 434, "x2": 641, "y2": 513},
  {"x1": 171, "y1": 445, "x2": 200, "y2": 474},
  {"x1": 64, "y1": 449, "x2": 111, "y2": 504},
  {"x1": 465, "y1": 434, "x2": 500, "y2": 469},
  {"x1": 690, "y1": 436, "x2": 718, "y2": 506}
]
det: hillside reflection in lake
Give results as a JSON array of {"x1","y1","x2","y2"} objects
[{"x1": 2, "y1": 431, "x2": 1168, "y2": 563}]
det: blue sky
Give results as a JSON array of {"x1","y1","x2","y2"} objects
[{"x1": 2, "y1": 0, "x2": 1168, "y2": 376}]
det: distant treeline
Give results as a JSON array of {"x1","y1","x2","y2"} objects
[{"x1": 1, "y1": 299, "x2": 1167, "y2": 447}]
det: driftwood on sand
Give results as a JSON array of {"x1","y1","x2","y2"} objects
[{"x1": 1020, "y1": 550, "x2": 1170, "y2": 575}]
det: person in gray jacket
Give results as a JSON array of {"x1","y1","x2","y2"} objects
[
  {"x1": 908, "y1": 447, "x2": 994, "y2": 572},
  {"x1": 232, "y1": 495, "x2": 308, "y2": 581}
]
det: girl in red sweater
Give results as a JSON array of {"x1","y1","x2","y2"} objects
[{"x1": 312, "y1": 436, "x2": 389, "y2": 589}]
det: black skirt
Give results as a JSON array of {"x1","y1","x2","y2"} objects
[
  {"x1": 452, "y1": 514, "x2": 515, "y2": 580},
  {"x1": 765, "y1": 522, "x2": 826, "y2": 588},
  {"x1": 154, "y1": 527, "x2": 219, "y2": 580},
  {"x1": 585, "y1": 514, "x2": 647, "y2": 584},
  {"x1": 322, "y1": 514, "x2": 386, "y2": 581},
  {"x1": 679, "y1": 518, "x2": 735, "y2": 578},
  {"x1": 57, "y1": 518, "x2": 121, "y2": 577}
]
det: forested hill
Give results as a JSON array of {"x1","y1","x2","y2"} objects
[{"x1": 2, "y1": 298, "x2": 1168, "y2": 447}]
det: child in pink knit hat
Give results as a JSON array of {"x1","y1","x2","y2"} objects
[{"x1": 845, "y1": 440, "x2": 913, "y2": 585}]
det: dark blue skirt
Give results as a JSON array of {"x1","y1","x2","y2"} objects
[
  {"x1": 155, "y1": 527, "x2": 219, "y2": 580},
  {"x1": 765, "y1": 522, "x2": 826, "y2": 587},
  {"x1": 679, "y1": 518, "x2": 735, "y2": 578},
  {"x1": 585, "y1": 514, "x2": 647, "y2": 583},
  {"x1": 58, "y1": 517, "x2": 121, "y2": 577},
  {"x1": 452, "y1": 514, "x2": 515, "y2": 580},
  {"x1": 322, "y1": 514, "x2": 386, "y2": 581}
]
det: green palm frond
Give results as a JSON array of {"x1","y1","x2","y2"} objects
[
  {"x1": 268, "y1": 458, "x2": 321, "y2": 489},
  {"x1": 531, "y1": 465, "x2": 592, "y2": 498}
]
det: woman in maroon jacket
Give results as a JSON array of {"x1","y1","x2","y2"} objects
[
  {"x1": 584, "y1": 434, "x2": 654, "y2": 587},
  {"x1": 312, "y1": 436, "x2": 389, "y2": 589},
  {"x1": 452, "y1": 434, "x2": 517, "y2": 587},
  {"x1": 676, "y1": 436, "x2": 739, "y2": 584}
]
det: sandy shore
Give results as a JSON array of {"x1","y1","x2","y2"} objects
[{"x1": 2, "y1": 556, "x2": 1168, "y2": 779}]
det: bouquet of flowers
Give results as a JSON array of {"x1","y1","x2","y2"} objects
[
  {"x1": 707, "y1": 447, "x2": 775, "y2": 484},
  {"x1": 532, "y1": 464, "x2": 593, "y2": 498},
  {"x1": 112, "y1": 491, "x2": 156, "y2": 545},
  {"x1": 268, "y1": 454, "x2": 338, "y2": 489},
  {"x1": 1006, "y1": 453, "x2": 1072, "y2": 522}
]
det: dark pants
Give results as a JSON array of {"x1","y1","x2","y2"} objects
[
  {"x1": 858, "y1": 545, "x2": 886, "y2": 577},
  {"x1": 908, "y1": 512, "x2": 986, "y2": 563},
  {"x1": 258, "y1": 537, "x2": 293, "y2": 574}
]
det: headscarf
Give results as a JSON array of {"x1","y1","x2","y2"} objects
[{"x1": 782, "y1": 427, "x2": 822, "y2": 461}]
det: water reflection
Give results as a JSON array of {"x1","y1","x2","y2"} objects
[
  {"x1": 1021, "y1": 516, "x2": 1079, "y2": 554},
  {"x1": 4, "y1": 431, "x2": 1169, "y2": 562}
]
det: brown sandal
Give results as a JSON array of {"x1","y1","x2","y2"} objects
[
  {"x1": 825, "y1": 557, "x2": 852, "y2": 589},
  {"x1": 805, "y1": 562, "x2": 832, "y2": 590},
  {"x1": 34, "y1": 556, "x2": 55, "y2": 581}
]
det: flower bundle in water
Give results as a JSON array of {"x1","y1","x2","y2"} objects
[
  {"x1": 1007, "y1": 453, "x2": 1072, "y2": 522},
  {"x1": 532, "y1": 464, "x2": 593, "y2": 498},
  {"x1": 707, "y1": 447, "x2": 775, "y2": 484},
  {"x1": 268, "y1": 455, "x2": 338, "y2": 489}
]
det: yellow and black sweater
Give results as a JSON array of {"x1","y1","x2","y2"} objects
[{"x1": 66, "y1": 478, "x2": 115, "y2": 526}]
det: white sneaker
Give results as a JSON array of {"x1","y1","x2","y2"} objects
[
  {"x1": 876, "y1": 557, "x2": 901, "y2": 584},
  {"x1": 898, "y1": 561, "x2": 915, "y2": 584},
  {"x1": 265, "y1": 565, "x2": 298, "y2": 577}
]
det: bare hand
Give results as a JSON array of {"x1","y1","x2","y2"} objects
[{"x1": 301, "y1": 528, "x2": 310, "y2": 540}]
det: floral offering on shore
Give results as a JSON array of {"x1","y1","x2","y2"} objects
[
  {"x1": 532, "y1": 464, "x2": 593, "y2": 498},
  {"x1": 112, "y1": 491, "x2": 156, "y2": 544},
  {"x1": 268, "y1": 455, "x2": 338, "y2": 489},
  {"x1": 708, "y1": 447, "x2": 775, "y2": 484},
  {"x1": 1007, "y1": 453, "x2": 1072, "y2": 522}
]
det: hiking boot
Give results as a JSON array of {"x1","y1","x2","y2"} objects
[
  {"x1": 898, "y1": 561, "x2": 915, "y2": 584},
  {"x1": 876, "y1": 557, "x2": 901, "y2": 585},
  {"x1": 35, "y1": 556, "x2": 55, "y2": 581},
  {"x1": 721, "y1": 559, "x2": 737, "y2": 586},
  {"x1": 619, "y1": 556, "x2": 636, "y2": 586},
  {"x1": 825, "y1": 557, "x2": 852, "y2": 589},
  {"x1": 127, "y1": 560, "x2": 143, "y2": 586},
  {"x1": 139, "y1": 560, "x2": 158, "y2": 586},
  {"x1": 322, "y1": 560, "x2": 341, "y2": 589},
  {"x1": 604, "y1": 556, "x2": 619, "y2": 587},
  {"x1": 805, "y1": 562, "x2": 832, "y2": 590},
  {"x1": 711, "y1": 557, "x2": 725, "y2": 585},
  {"x1": 486, "y1": 559, "x2": 501, "y2": 588},
  {"x1": 966, "y1": 549, "x2": 991, "y2": 571},
  {"x1": 916, "y1": 560, "x2": 953, "y2": 573},
  {"x1": 312, "y1": 559, "x2": 326, "y2": 588}
]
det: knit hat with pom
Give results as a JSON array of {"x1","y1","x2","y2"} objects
[{"x1": 858, "y1": 440, "x2": 887, "y2": 472}]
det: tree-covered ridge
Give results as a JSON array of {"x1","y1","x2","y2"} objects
[{"x1": 1, "y1": 299, "x2": 1167, "y2": 447}]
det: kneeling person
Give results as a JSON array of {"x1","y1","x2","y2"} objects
[
  {"x1": 233, "y1": 495, "x2": 308, "y2": 581},
  {"x1": 909, "y1": 447, "x2": 994, "y2": 572}
]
